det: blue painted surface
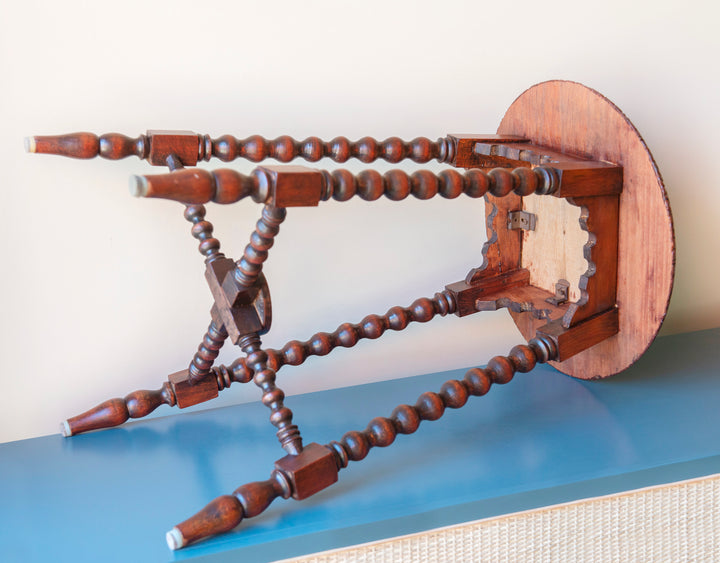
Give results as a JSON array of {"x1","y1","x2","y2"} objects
[{"x1": 1, "y1": 328, "x2": 718, "y2": 562}]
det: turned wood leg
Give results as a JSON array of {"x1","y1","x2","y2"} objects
[
  {"x1": 239, "y1": 333, "x2": 303, "y2": 455},
  {"x1": 167, "y1": 336, "x2": 557, "y2": 549},
  {"x1": 60, "y1": 291, "x2": 457, "y2": 436},
  {"x1": 26, "y1": 131, "x2": 459, "y2": 166},
  {"x1": 167, "y1": 442, "x2": 336, "y2": 549},
  {"x1": 61, "y1": 382, "x2": 177, "y2": 437}
]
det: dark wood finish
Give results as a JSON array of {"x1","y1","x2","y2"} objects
[
  {"x1": 132, "y1": 168, "x2": 265, "y2": 204},
  {"x1": 169, "y1": 369, "x2": 218, "y2": 408},
  {"x1": 204, "y1": 258, "x2": 270, "y2": 344},
  {"x1": 446, "y1": 134, "x2": 529, "y2": 168},
  {"x1": 231, "y1": 204, "x2": 286, "y2": 289},
  {"x1": 146, "y1": 130, "x2": 200, "y2": 166},
  {"x1": 240, "y1": 333, "x2": 303, "y2": 455},
  {"x1": 562, "y1": 195, "x2": 619, "y2": 328},
  {"x1": 168, "y1": 470, "x2": 291, "y2": 550},
  {"x1": 59, "y1": 291, "x2": 460, "y2": 436},
  {"x1": 550, "y1": 162, "x2": 622, "y2": 197},
  {"x1": 61, "y1": 382, "x2": 176, "y2": 436},
  {"x1": 187, "y1": 320, "x2": 228, "y2": 385},
  {"x1": 29, "y1": 81, "x2": 674, "y2": 550},
  {"x1": 474, "y1": 284, "x2": 569, "y2": 321},
  {"x1": 261, "y1": 165, "x2": 324, "y2": 207},
  {"x1": 206, "y1": 134, "x2": 454, "y2": 164},
  {"x1": 537, "y1": 307, "x2": 619, "y2": 362},
  {"x1": 498, "y1": 81, "x2": 673, "y2": 378},
  {"x1": 321, "y1": 166, "x2": 556, "y2": 202},
  {"x1": 132, "y1": 164, "x2": 559, "y2": 206},
  {"x1": 274, "y1": 443, "x2": 339, "y2": 500},
  {"x1": 184, "y1": 204, "x2": 225, "y2": 262},
  {"x1": 168, "y1": 337, "x2": 557, "y2": 549},
  {"x1": 446, "y1": 269, "x2": 530, "y2": 317},
  {"x1": 233, "y1": 291, "x2": 458, "y2": 378},
  {"x1": 467, "y1": 192, "x2": 522, "y2": 282},
  {"x1": 328, "y1": 337, "x2": 557, "y2": 467},
  {"x1": 27, "y1": 130, "x2": 461, "y2": 165},
  {"x1": 26, "y1": 132, "x2": 143, "y2": 160}
]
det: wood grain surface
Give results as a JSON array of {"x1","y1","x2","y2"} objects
[{"x1": 499, "y1": 81, "x2": 674, "y2": 378}]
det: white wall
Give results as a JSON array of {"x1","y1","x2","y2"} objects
[{"x1": 1, "y1": 0, "x2": 718, "y2": 444}]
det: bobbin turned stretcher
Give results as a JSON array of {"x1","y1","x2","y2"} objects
[{"x1": 27, "y1": 81, "x2": 674, "y2": 549}]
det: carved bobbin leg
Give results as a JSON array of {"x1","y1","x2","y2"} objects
[
  {"x1": 168, "y1": 336, "x2": 557, "y2": 549},
  {"x1": 26, "y1": 131, "x2": 461, "y2": 165},
  {"x1": 61, "y1": 382, "x2": 177, "y2": 437},
  {"x1": 231, "y1": 204, "x2": 286, "y2": 289},
  {"x1": 167, "y1": 443, "x2": 337, "y2": 550},
  {"x1": 187, "y1": 320, "x2": 228, "y2": 385},
  {"x1": 240, "y1": 333, "x2": 303, "y2": 455},
  {"x1": 130, "y1": 164, "x2": 560, "y2": 207},
  {"x1": 328, "y1": 336, "x2": 557, "y2": 466}
]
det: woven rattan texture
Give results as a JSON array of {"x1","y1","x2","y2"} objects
[{"x1": 280, "y1": 474, "x2": 719, "y2": 562}]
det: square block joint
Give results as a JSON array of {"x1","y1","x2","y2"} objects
[
  {"x1": 275, "y1": 443, "x2": 339, "y2": 500},
  {"x1": 169, "y1": 370, "x2": 218, "y2": 408},
  {"x1": 260, "y1": 165, "x2": 323, "y2": 207},
  {"x1": 205, "y1": 258, "x2": 265, "y2": 343},
  {"x1": 147, "y1": 130, "x2": 200, "y2": 166}
]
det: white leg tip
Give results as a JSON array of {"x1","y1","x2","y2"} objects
[
  {"x1": 166, "y1": 527, "x2": 184, "y2": 550},
  {"x1": 24, "y1": 136, "x2": 36, "y2": 153},
  {"x1": 59, "y1": 420, "x2": 72, "y2": 437},
  {"x1": 128, "y1": 175, "x2": 148, "y2": 198}
]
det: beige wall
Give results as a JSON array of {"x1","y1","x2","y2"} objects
[{"x1": 1, "y1": 0, "x2": 717, "y2": 443}]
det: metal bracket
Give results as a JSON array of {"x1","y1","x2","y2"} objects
[
  {"x1": 507, "y1": 210, "x2": 536, "y2": 231},
  {"x1": 546, "y1": 279, "x2": 570, "y2": 306}
]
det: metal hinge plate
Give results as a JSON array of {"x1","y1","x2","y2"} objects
[
  {"x1": 507, "y1": 210, "x2": 536, "y2": 231},
  {"x1": 546, "y1": 279, "x2": 570, "y2": 306}
]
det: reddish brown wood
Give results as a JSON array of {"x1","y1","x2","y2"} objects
[
  {"x1": 169, "y1": 370, "x2": 218, "y2": 408},
  {"x1": 261, "y1": 165, "x2": 324, "y2": 207},
  {"x1": 187, "y1": 320, "x2": 228, "y2": 384},
  {"x1": 231, "y1": 205, "x2": 286, "y2": 289},
  {"x1": 327, "y1": 336, "x2": 557, "y2": 467},
  {"x1": 537, "y1": 307, "x2": 619, "y2": 362},
  {"x1": 61, "y1": 383, "x2": 176, "y2": 436},
  {"x1": 27, "y1": 131, "x2": 460, "y2": 165},
  {"x1": 274, "y1": 443, "x2": 339, "y2": 500},
  {"x1": 226, "y1": 291, "x2": 457, "y2": 381},
  {"x1": 206, "y1": 134, "x2": 453, "y2": 164},
  {"x1": 499, "y1": 81, "x2": 674, "y2": 378},
  {"x1": 472, "y1": 140, "x2": 622, "y2": 197},
  {"x1": 204, "y1": 258, "x2": 270, "y2": 344},
  {"x1": 169, "y1": 337, "x2": 557, "y2": 549},
  {"x1": 169, "y1": 495, "x2": 244, "y2": 550},
  {"x1": 27, "y1": 132, "x2": 100, "y2": 159},
  {"x1": 446, "y1": 134, "x2": 529, "y2": 168},
  {"x1": 34, "y1": 83, "x2": 675, "y2": 551},
  {"x1": 474, "y1": 284, "x2": 569, "y2": 321},
  {"x1": 98, "y1": 133, "x2": 148, "y2": 160},
  {"x1": 184, "y1": 205, "x2": 225, "y2": 263},
  {"x1": 468, "y1": 192, "x2": 522, "y2": 282},
  {"x1": 240, "y1": 333, "x2": 303, "y2": 455},
  {"x1": 168, "y1": 470, "x2": 291, "y2": 550},
  {"x1": 146, "y1": 130, "x2": 200, "y2": 166},
  {"x1": 132, "y1": 164, "x2": 559, "y2": 206},
  {"x1": 550, "y1": 162, "x2": 622, "y2": 197},
  {"x1": 132, "y1": 168, "x2": 264, "y2": 204},
  {"x1": 562, "y1": 195, "x2": 619, "y2": 328},
  {"x1": 445, "y1": 269, "x2": 530, "y2": 317}
]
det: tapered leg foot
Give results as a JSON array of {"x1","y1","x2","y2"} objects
[{"x1": 61, "y1": 381, "x2": 176, "y2": 436}]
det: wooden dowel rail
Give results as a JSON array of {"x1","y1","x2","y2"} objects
[
  {"x1": 59, "y1": 290, "x2": 458, "y2": 436},
  {"x1": 129, "y1": 165, "x2": 559, "y2": 206},
  {"x1": 25, "y1": 131, "x2": 459, "y2": 165}
]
